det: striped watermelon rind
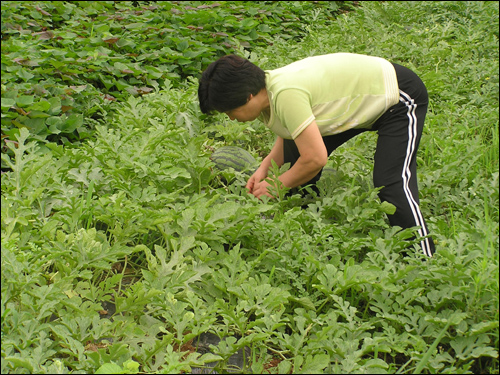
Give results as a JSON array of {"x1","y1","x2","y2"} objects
[{"x1": 211, "y1": 146, "x2": 257, "y2": 173}]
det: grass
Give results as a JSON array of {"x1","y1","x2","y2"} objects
[{"x1": 1, "y1": 1, "x2": 499, "y2": 374}]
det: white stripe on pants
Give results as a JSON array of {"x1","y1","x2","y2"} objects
[{"x1": 399, "y1": 89, "x2": 433, "y2": 257}]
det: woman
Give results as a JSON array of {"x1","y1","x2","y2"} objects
[{"x1": 198, "y1": 53, "x2": 435, "y2": 257}]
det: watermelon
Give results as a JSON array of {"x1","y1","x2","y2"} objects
[{"x1": 211, "y1": 146, "x2": 257, "y2": 173}]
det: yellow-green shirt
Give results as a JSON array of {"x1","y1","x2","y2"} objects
[{"x1": 258, "y1": 53, "x2": 400, "y2": 140}]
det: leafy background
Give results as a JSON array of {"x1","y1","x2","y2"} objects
[
  {"x1": 1, "y1": 0, "x2": 345, "y2": 148},
  {"x1": 1, "y1": 1, "x2": 499, "y2": 374}
]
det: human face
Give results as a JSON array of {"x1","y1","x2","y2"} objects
[{"x1": 224, "y1": 94, "x2": 262, "y2": 122}]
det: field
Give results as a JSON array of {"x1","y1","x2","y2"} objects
[{"x1": 1, "y1": 1, "x2": 499, "y2": 374}]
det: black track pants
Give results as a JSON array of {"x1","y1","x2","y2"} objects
[{"x1": 283, "y1": 63, "x2": 435, "y2": 257}]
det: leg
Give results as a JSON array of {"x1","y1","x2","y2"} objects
[{"x1": 373, "y1": 65, "x2": 435, "y2": 257}]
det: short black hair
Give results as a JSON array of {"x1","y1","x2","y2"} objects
[{"x1": 198, "y1": 55, "x2": 266, "y2": 114}]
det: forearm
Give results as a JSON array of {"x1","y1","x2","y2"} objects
[
  {"x1": 278, "y1": 156, "x2": 324, "y2": 188},
  {"x1": 251, "y1": 122, "x2": 327, "y2": 198}
]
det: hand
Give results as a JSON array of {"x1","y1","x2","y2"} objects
[
  {"x1": 251, "y1": 180, "x2": 275, "y2": 199},
  {"x1": 246, "y1": 166, "x2": 269, "y2": 194}
]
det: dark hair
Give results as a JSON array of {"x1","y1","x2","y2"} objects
[{"x1": 198, "y1": 55, "x2": 266, "y2": 114}]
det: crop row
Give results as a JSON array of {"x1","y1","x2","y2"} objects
[{"x1": 1, "y1": 1, "x2": 355, "y2": 153}]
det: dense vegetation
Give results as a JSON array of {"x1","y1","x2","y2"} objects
[
  {"x1": 1, "y1": 1, "x2": 499, "y2": 374},
  {"x1": 1, "y1": 0, "x2": 350, "y2": 149}
]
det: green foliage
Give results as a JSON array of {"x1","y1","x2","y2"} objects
[
  {"x1": 1, "y1": 1, "x2": 499, "y2": 374},
  {"x1": 1, "y1": 0, "x2": 352, "y2": 153}
]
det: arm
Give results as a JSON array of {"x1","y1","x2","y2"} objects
[
  {"x1": 279, "y1": 121, "x2": 328, "y2": 187},
  {"x1": 252, "y1": 121, "x2": 328, "y2": 198}
]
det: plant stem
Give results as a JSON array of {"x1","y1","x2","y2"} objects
[{"x1": 414, "y1": 320, "x2": 452, "y2": 374}]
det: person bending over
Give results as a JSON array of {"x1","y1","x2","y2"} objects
[{"x1": 198, "y1": 53, "x2": 435, "y2": 257}]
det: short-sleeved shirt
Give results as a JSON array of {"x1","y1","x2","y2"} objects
[{"x1": 258, "y1": 53, "x2": 400, "y2": 140}]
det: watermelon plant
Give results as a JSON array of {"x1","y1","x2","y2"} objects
[
  {"x1": 1, "y1": 1, "x2": 498, "y2": 374},
  {"x1": 1, "y1": 0, "x2": 355, "y2": 159}
]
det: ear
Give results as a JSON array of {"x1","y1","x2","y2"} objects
[{"x1": 247, "y1": 94, "x2": 253, "y2": 102}]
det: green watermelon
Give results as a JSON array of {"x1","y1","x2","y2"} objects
[{"x1": 211, "y1": 146, "x2": 257, "y2": 173}]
